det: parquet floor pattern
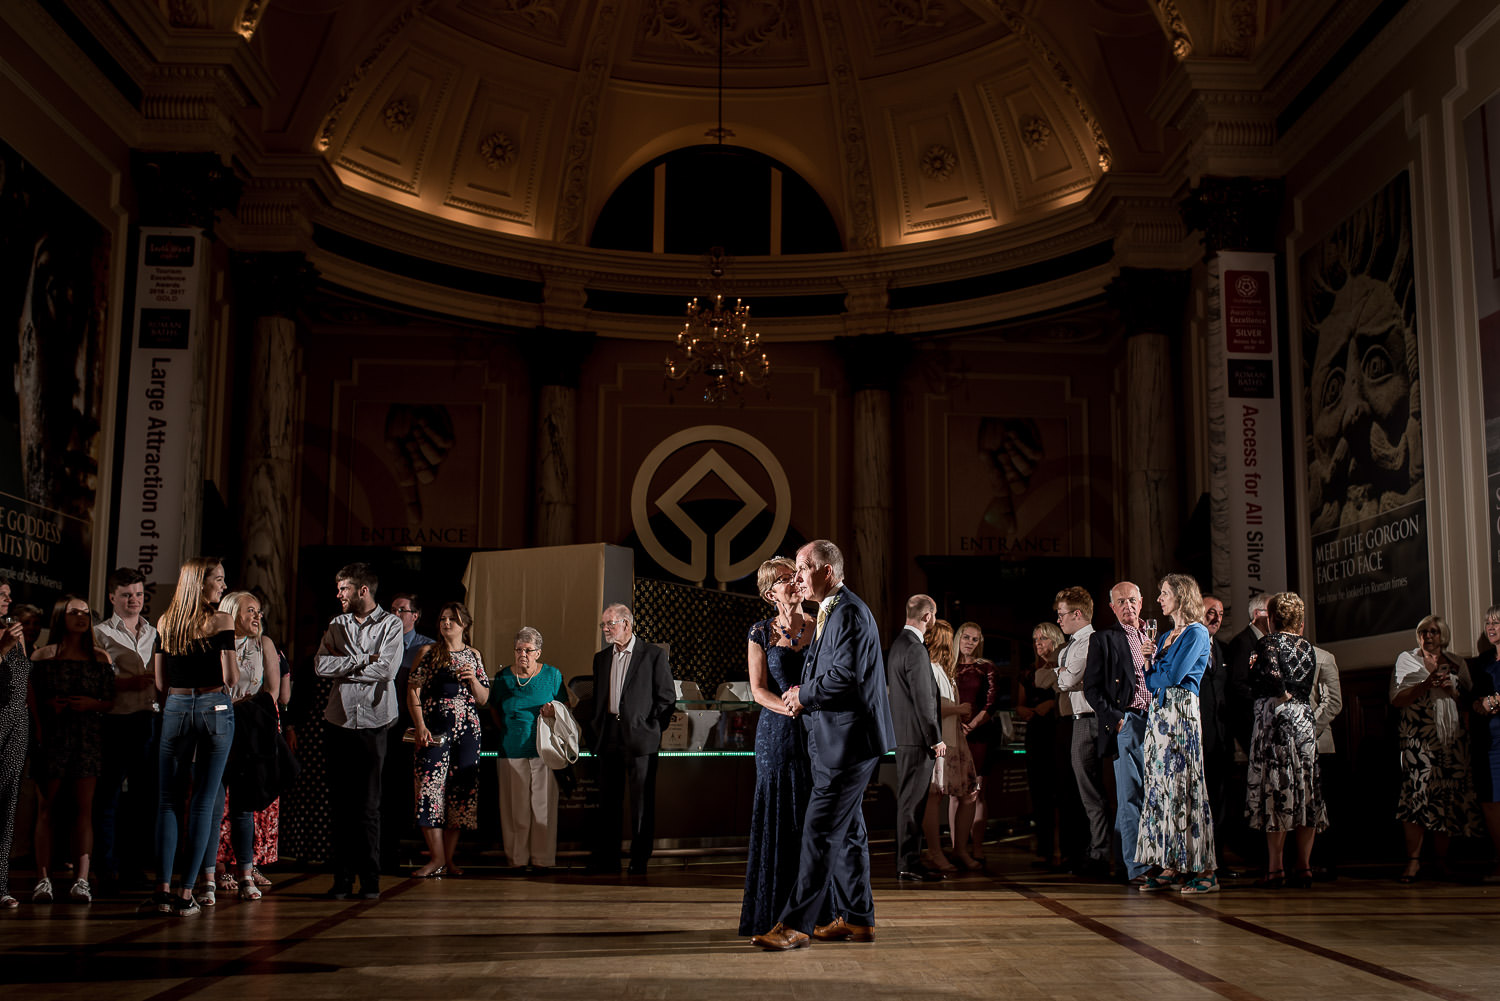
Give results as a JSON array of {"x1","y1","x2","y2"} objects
[{"x1": 3, "y1": 849, "x2": 1496, "y2": 1001}]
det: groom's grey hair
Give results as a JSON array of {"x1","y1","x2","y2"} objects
[{"x1": 804, "y1": 539, "x2": 844, "y2": 583}]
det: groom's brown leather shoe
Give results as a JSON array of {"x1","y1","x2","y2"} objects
[
  {"x1": 751, "y1": 922, "x2": 811, "y2": 950},
  {"x1": 812, "y1": 916, "x2": 875, "y2": 942}
]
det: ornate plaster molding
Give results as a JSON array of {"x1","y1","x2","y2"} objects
[{"x1": 555, "y1": 1, "x2": 620, "y2": 244}]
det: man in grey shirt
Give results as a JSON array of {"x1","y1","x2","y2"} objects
[{"x1": 314, "y1": 562, "x2": 403, "y2": 899}]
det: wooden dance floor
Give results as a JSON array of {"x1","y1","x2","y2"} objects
[{"x1": 3, "y1": 846, "x2": 1496, "y2": 1001}]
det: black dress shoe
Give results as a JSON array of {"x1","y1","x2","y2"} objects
[
  {"x1": 897, "y1": 866, "x2": 944, "y2": 882},
  {"x1": 627, "y1": 863, "x2": 648, "y2": 876},
  {"x1": 326, "y1": 881, "x2": 354, "y2": 900},
  {"x1": 359, "y1": 875, "x2": 381, "y2": 899}
]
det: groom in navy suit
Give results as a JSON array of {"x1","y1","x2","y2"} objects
[{"x1": 751, "y1": 540, "x2": 897, "y2": 950}]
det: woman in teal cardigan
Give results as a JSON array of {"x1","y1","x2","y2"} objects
[{"x1": 490, "y1": 626, "x2": 563, "y2": 871}]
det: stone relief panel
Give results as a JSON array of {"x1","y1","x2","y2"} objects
[
  {"x1": 886, "y1": 96, "x2": 993, "y2": 236},
  {"x1": 447, "y1": 0, "x2": 588, "y2": 53},
  {"x1": 444, "y1": 77, "x2": 554, "y2": 225},
  {"x1": 335, "y1": 47, "x2": 458, "y2": 195},
  {"x1": 852, "y1": 0, "x2": 1000, "y2": 66},
  {"x1": 978, "y1": 67, "x2": 1095, "y2": 212},
  {"x1": 627, "y1": 0, "x2": 810, "y2": 70}
]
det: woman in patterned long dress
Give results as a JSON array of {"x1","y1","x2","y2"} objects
[
  {"x1": 0, "y1": 582, "x2": 33, "y2": 907},
  {"x1": 1245, "y1": 592, "x2": 1328, "y2": 889},
  {"x1": 30, "y1": 596, "x2": 116, "y2": 904},
  {"x1": 739, "y1": 557, "x2": 812, "y2": 936},
  {"x1": 1137, "y1": 574, "x2": 1218, "y2": 894},
  {"x1": 212, "y1": 591, "x2": 282, "y2": 901},
  {"x1": 1391, "y1": 613, "x2": 1482, "y2": 882},
  {"x1": 407, "y1": 602, "x2": 489, "y2": 877}
]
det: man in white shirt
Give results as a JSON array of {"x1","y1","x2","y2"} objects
[
  {"x1": 314, "y1": 562, "x2": 404, "y2": 899},
  {"x1": 92, "y1": 567, "x2": 160, "y2": 891},
  {"x1": 1054, "y1": 585, "x2": 1110, "y2": 878}
]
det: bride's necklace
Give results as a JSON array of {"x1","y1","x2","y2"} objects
[{"x1": 777, "y1": 614, "x2": 805, "y2": 644}]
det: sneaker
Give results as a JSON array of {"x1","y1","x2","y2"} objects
[
  {"x1": 32, "y1": 877, "x2": 53, "y2": 903},
  {"x1": 170, "y1": 894, "x2": 202, "y2": 917},
  {"x1": 238, "y1": 883, "x2": 262, "y2": 901},
  {"x1": 68, "y1": 879, "x2": 92, "y2": 903},
  {"x1": 358, "y1": 875, "x2": 380, "y2": 900},
  {"x1": 193, "y1": 881, "x2": 216, "y2": 907},
  {"x1": 137, "y1": 892, "x2": 174, "y2": 914},
  {"x1": 1180, "y1": 873, "x2": 1220, "y2": 894}
]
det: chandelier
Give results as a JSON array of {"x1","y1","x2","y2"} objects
[{"x1": 664, "y1": 249, "x2": 769, "y2": 404}]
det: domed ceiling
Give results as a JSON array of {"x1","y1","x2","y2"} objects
[{"x1": 242, "y1": 0, "x2": 1223, "y2": 253}]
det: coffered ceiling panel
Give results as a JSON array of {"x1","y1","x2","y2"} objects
[
  {"x1": 978, "y1": 68, "x2": 1097, "y2": 212},
  {"x1": 443, "y1": 77, "x2": 554, "y2": 226},
  {"x1": 335, "y1": 47, "x2": 459, "y2": 195},
  {"x1": 887, "y1": 96, "x2": 994, "y2": 238}
]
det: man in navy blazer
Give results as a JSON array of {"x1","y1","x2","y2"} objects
[
  {"x1": 1082, "y1": 581, "x2": 1151, "y2": 882},
  {"x1": 752, "y1": 540, "x2": 897, "y2": 950},
  {"x1": 588, "y1": 603, "x2": 675, "y2": 875}
]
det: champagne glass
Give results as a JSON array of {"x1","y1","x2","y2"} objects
[{"x1": 1141, "y1": 619, "x2": 1158, "y2": 657}]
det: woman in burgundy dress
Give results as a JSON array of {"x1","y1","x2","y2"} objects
[{"x1": 953, "y1": 621, "x2": 1005, "y2": 865}]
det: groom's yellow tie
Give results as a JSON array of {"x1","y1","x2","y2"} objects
[{"x1": 815, "y1": 603, "x2": 829, "y2": 639}]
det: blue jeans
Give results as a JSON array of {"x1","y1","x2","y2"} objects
[
  {"x1": 211, "y1": 780, "x2": 256, "y2": 870},
  {"x1": 157, "y1": 692, "x2": 234, "y2": 887},
  {"x1": 1114, "y1": 710, "x2": 1149, "y2": 878}
]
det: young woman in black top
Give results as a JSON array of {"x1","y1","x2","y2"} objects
[{"x1": 143, "y1": 557, "x2": 237, "y2": 916}]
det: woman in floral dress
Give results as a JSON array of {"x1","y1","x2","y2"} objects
[
  {"x1": 407, "y1": 602, "x2": 489, "y2": 877},
  {"x1": 1245, "y1": 592, "x2": 1327, "y2": 889},
  {"x1": 1391, "y1": 613, "x2": 1481, "y2": 882},
  {"x1": 1137, "y1": 573, "x2": 1218, "y2": 894}
]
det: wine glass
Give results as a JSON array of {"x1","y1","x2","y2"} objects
[{"x1": 1141, "y1": 618, "x2": 1158, "y2": 657}]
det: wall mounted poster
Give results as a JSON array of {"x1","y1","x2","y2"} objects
[
  {"x1": 1463, "y1": 94, "x2": 1500, "y2": 606},
  {"x1": 0, "y1": 138, "x2": 109, "y2": 612},
  {"x1": 1299, "y1": 171, "x2": 1431, "y2": 641}
]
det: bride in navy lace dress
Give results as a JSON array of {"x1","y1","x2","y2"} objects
[{"x1": 739, "y1": 556, "x2": 813, "y2": 936}]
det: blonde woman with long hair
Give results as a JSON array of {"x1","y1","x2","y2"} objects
[
  {"x1": 922, "y1": 620, "x2": 980, "y2": 872},
  {"x1": 145, "y1": 557, "x2": 237, "y2": 916}
]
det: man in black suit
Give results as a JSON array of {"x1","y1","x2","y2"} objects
[
  {"x1": 884, "y1": 594, "x2": 944, "y2": 881},
  {"x1": 1221, "y1": 592, "x2": 1269, "y2": 867},
  {"x1": 1199, "y1": 595, "x2": 1233, "y2": 851},
  {"x1": 753, "y1": 540, "x2": 897, "y2": 950},
  {"x1": 1082, "y1": 581, "x2": 1151, "y2": 882},
  {"x1": 589, "y1": 603, "x2": 675, "y2": 876}
]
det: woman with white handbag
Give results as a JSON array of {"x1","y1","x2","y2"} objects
[{"x1": 490, "y1": 626, "x2": 564, "y2": 872}]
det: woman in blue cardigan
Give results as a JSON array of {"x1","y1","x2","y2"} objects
[{"x1": 1136, "y1": 573, "x2": 1219, "y2": 894}]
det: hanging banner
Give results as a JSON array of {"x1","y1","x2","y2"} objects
[
  {"x1": 1298, "y1": 173, "x2": 1431, "y2": 640},
  {"x1": 1463, "y1": 95, "x2": 1500, "y2": 605},
  {"x1": 0, "y1": 138, "x2": 110, "y2": 612},
  {"x1": 1219, "y1": 251, "x2": 1288, "y2": 620},
  {"x1": 114, "y1": 227, "x2": 204, "y2": 619}
]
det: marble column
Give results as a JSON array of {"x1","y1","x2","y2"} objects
[
  {"x1": 1179, "y1": 178, "x2": 1284, "y2": 601},
  {"x1": 1108, "y1": 269, "x2": 1190, "y2": 593},
  {"x1": 231, "y1": 252, "x2": 317, "y2": 635},
  {"x1": 836, "y1": 333, "x2": 910, "y2": 641},
  {"x1": 131, "y1": 152, "x2": 241, "y2": 571},
  {"x1": 524, "y1": 330, "x2": 595, "y2": 547}
]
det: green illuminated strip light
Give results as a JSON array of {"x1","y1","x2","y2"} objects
[{"x1": 477, "y1": 748, "x2": 1021, "y2": 759}]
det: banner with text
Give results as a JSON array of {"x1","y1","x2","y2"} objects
[
  {"x1": 1220, "y1": 252, "x2": 1288, "y2": 620},
  {"x1": 1463, "y1": 95, "x2": 1500, "y2": 606},
  {"x1": 0, "y1": 138, "x2": 110, "y2": 612},
  {"x1": 114, "y1": 228, "x2": 204, "y2": 619},
  {"x1": 1299, "y1": 172, "x2": 1430, "y2": 641}
]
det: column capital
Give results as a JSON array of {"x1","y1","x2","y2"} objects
[
  {"x1": 834, "y1": 332, "x2": 910, "y2": 393},
  {"x1": 231, "y1": 252, "x2": 320, "y2": 319},
  {"x1": 1106, "y1": 268, "x2": 1190, "y2": 339},
  {"x1": 131, "y1": 151, "x2": 242, "y2": 234},
  {"x1": 523, "y1": 328, "x2": 596, "y2": 387},
  {"x1": 1179, "y1": 176, "x2": 1284, "y2": 258}
]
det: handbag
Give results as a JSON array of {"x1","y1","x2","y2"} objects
[{"x1": 535, "y1": 700, "x2": 580, "y2": 769}]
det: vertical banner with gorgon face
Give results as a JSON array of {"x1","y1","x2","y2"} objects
[
  {"x1": 114, "y1": 228, "x2": 203, "y2": 619},
  {"x1": 1220, "y1": 252, "x2": 1287, "y2": 620},
  {"x1": 1299, "y1": 173, "x2": 1430, "y2": 641},
  {"x1": 1463, "y1": 96, "x2": 1500, "y2": 605}
]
